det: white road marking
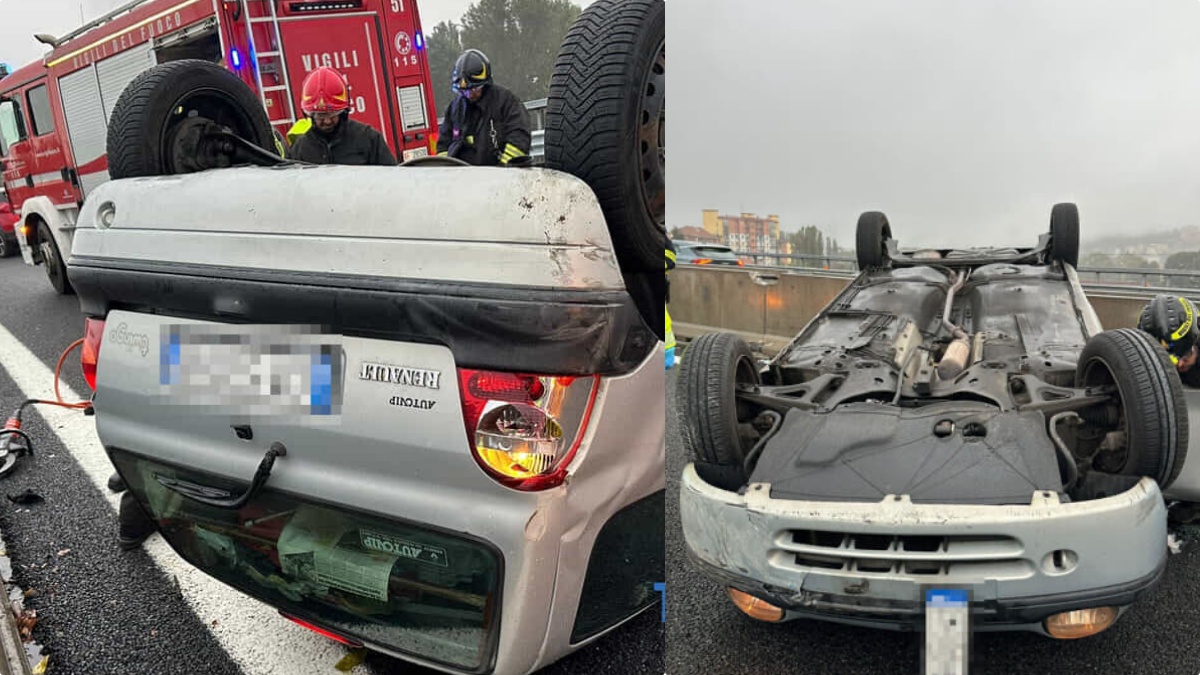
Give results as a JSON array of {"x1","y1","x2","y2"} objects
[{"x1": 0, "y1": 322, "x2": 371, "y2": 675}]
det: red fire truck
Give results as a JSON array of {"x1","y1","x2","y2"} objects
[{"x1": 0, "y1": 0, "x2": 439, "y2": 293}]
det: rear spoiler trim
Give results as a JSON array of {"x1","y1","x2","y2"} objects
[{"x1": 68, "y1": 261, "x2": 660, "y2": 377}]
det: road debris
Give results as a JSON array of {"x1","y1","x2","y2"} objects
[
  {"x1": 335, "y1": 647, "x2": 368, "y2": 671},
  {"x1": 1168, "y1": 533, "x2": 1184, "y2": 555},
  {"x1": 5, "y1": 491, "x2": 42, "y2": 506}
]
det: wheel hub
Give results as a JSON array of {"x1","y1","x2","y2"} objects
[{"x1": 638, "y1": 41, "x2": 666, "y2": 230}]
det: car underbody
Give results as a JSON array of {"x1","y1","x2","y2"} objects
[{"x1": 678, "y1": 207, "x2": 1190, "y2": 637}]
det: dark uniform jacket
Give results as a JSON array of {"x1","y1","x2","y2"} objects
[
  {"x1": 1183, "y1": 363, "x2": 1200, "y2": 388},
  {"x1": 437, "y1": 84, "x2": 531, "y2": 166},
  {"x1": 289, "y1": 118, "x2": 397, "y2": 166}
]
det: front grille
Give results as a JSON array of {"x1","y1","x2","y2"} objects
[{"x1": 775, "y1": 529, "x2": 1030, "y2": 578}]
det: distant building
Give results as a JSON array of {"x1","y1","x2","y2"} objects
[
  {"x1": 672, "y1": 226, "x2": 721, "y2": 244},
  {"x1": 701, "y1": 209, "x2": 781, "y2": 255}
]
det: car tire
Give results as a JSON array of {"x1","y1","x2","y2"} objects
[
  {"x1": 544, "y1": 0, "x2": 665, "y2": 273},
  {"x1": 677, "y1": 332, "x2": 761, "y2": 490},
  {"x1": 1075, "y1": 328, "x2": 1188, "y2": 489},
  {"x1": 37, "y1": 222, "x2": 73, "y2": 295},
  {"x1": 106, "y1": 59, "x2": 275, "y2": 179},
  {"x1": 1049, "y1": 202, "x2": 1080, "y2": 269},
  {"x1": 855, "y1": 211, "x2": 892, "y2": 271},
  {"x1": 0, "y1": 233, "x2": 15, "y2": 258}
]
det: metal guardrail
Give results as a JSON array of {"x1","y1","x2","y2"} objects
[{"x1": 726, "y1": 250, "x2": 1200, "y2": 289}]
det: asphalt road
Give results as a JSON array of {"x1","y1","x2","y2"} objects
[
  {"x1": 0, "y1": 255, "x2": 662, "y2": 674},
  {"x1": 665, "y1": 366, "x2": 1200, "y2": 675}
]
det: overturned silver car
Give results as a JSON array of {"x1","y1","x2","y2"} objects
[{"x1": 677, "y1": 204, "x2": 1193, "y2": 639}]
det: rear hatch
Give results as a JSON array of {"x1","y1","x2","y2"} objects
[{"x1": 68, "y1": 164, "x2": 656, "y2": 671}]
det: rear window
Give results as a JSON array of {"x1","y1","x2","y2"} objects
[
  {"x1": 112, "y1": 450, "x2": 503, "y2": 672},
  {"x1": 689, "y1": 245, "x2": 738, "y2": 260}
]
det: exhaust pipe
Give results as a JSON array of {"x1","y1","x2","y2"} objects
[
  {"x1": 937, "y1": 338, "x2": 971, "y2": 380},
  {"x1": 937, "y1": 271, "x2": 972, "y2": 380}
]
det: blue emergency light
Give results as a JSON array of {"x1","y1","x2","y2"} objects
[
  {"x1": 230, "y1": 48, "x2": 242, "y2": 69},
  {"x1": 415, "y1": 33, "x2": 424, "y2": 49}
]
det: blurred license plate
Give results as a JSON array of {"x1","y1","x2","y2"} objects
[
  {"x1": 923, "y1": 588, "x2": 969, "y2": 675},
  {"x1": 402, "y1": 147, "x2": 429, "y2": 162},
  {"x1": 159, "y1": 325, "x2": 343, "y2": 417}
]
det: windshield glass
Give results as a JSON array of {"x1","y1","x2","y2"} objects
[{"x1": 0, "y1": 99, "x2": 24, "y2": 156}]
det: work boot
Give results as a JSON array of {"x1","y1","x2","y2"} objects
[
  {"x1": 107, "y1": 471, "x2": 126, "y2": 493},
  {"x1": 118, "y1": 492, "x2": 156, "y2": 551}
]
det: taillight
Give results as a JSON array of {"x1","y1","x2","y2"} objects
[
  {"x1": 458, "y1": 368, "x2": 599, "y2": 491},
  {"x1": 428, "y1": 131, "x2": 438, "y2": 155},
  {"x1": 279, "y1": 612, "x2": 363, "y2": 647},
  {"x1": 81, "y1": 318, "x2": 106, "y2": 391},
  {"x1": 737, "y1": 260, "x2": 745, "y2": 266},
  {"x1": 694, "y1": 258, "x2": 712, "y2": 265}
]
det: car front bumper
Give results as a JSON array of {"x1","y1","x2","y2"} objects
[{"x1": 679, "y1": 463, "x2": 1168, "y2": 633}]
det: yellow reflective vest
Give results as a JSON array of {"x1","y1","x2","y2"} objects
[{"x1": 665, "y1": 246, "x2": 677, "y2": 369}]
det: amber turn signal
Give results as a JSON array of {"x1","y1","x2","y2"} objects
[
  {"x1": 1044, "y1": 606, "x2": 1118, "y2": 639},
  {"x1": 727, "y1": 587, "x2": 785, "y2": 622}
]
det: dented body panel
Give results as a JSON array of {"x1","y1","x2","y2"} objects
[{"x1": 680, "y1": 463, "x2": 1166, "y2": 631}]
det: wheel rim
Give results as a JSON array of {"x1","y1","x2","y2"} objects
[
  {"x1": 1078, "y1": 356, "x2": 1131, "y2": 472},
  {"x1": 637, "y1": 40, "x2": 665, "y2": 232},
  {"x1": 732, "y1": 352, "x2": 764, "y2": 455},
  {"x1": 159, "y1": 88, "x2": 263, "y2": 174},
  {"x1": 40, "y1": 240, "x2": 61, "y2": 287}
]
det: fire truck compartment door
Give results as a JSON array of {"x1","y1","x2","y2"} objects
[
  {"x1": 59, "y1": 42, "x2": 154, "y2": 196},
  {"x1": 280, "y1": 16, "x2": 389, "y2": 140}
]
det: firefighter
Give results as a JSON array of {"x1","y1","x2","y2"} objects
[
  {"x1": 665, "y1": 240, "x2": 677, "y2": 369},
  {"x1": 288, "y1": 66, "x2": 396, "y2": 166},
  {"x1": 1137, "y1": 294, "x2": 1200, "y2": 385},
  {"x1": 437, "y1": 49, "x2": 531, "y2": 166}
]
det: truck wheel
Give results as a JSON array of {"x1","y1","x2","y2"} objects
[
  {"x1": 1075, "y1": 328, "x2": 1188, "y2": 489},
  {"x1": 1049, "y1": 202, "x2": 1080, "y2": 268},
  {"x1": 0, "y1": 234, "x2": 15, "y2": 258},
  {"x1": 677, "y1": 333, "x2": 761, "y2": 490},
  {"x1": 856, "y1": 211, "x2": 892, "y2": 270},
  {"x1": 107, "y1": 59, "x2": 274, "y2": 179},
  {"x1": 544, "y1": 0, "x2": 665, "y2": 273},
  {"x1": 37, "y1": 222, "x2": 72, "y2": 295}
]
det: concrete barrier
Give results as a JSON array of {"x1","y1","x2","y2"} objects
[{"x1": 670, "y1": 266, "x2": 1156, "y2": 351}]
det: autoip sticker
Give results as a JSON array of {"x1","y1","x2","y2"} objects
[{"x1": 360, "y1": 529, "x2": 449, "y2": 568}]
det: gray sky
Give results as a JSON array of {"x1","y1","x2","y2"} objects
[
  {"x1": 0, "y1": 0, "x2": 592, "y2": 74},
  {"x1": 668, "y1": 0, "x2": 1200, "y2": 249}
]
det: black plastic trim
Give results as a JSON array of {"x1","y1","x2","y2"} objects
[
  {"x1": 67, "y1": 259, "x2": 658, "y2": 376},
  {"x1": 687, "y1": 547, "x2": 1166, "y2": 630}
]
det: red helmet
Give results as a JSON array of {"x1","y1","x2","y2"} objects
[{"x1": 300, "y1": 67, "x2": 350, "y2": 115}]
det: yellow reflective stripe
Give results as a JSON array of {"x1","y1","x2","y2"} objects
[
  {"x1": 1172, "y1": 298, "x2": 1195, "y2": 341},
  {"x1": 437, "y1": 151, "x2": 448, "y2": 156},
  {"x1": 286, "y1": 118, "x2": 311, "y2": 144},
  {"x1": 502, "y1": 143, "x2": 526, "y2": 159}
]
